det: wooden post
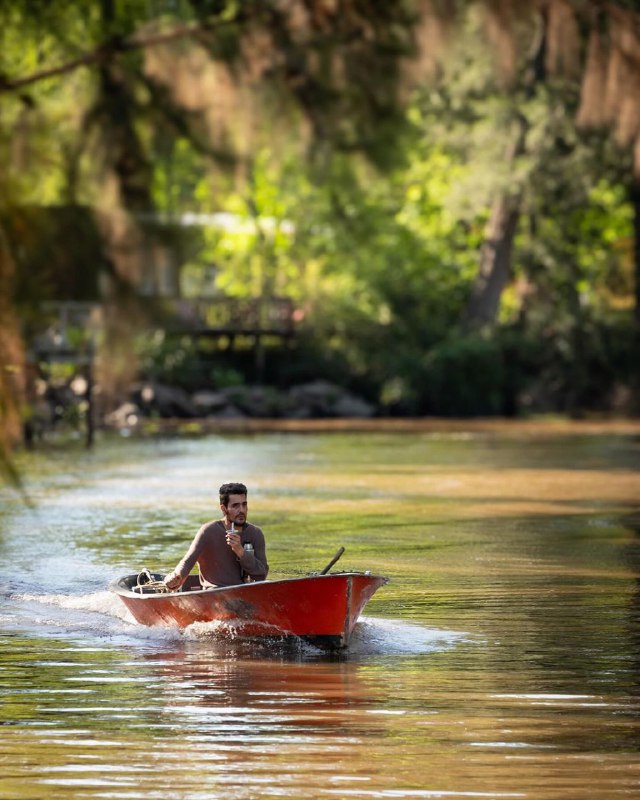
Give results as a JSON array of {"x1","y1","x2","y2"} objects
[
  {"x1": 254, "y1": 333, "x2": 265, "y2": 383},
  {"x1": 85, "y1": 345, "x2": 94, "y2": 449}
]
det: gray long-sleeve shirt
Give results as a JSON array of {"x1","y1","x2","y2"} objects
[{"x1": 169, "y1": 519, "x2": 268, "y2": 588}]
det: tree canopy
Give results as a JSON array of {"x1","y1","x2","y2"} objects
[{"x1": 1, "y1": 0, "x2": 640, "y2": 474}]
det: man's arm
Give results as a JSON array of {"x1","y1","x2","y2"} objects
[
  {"x1": 164, "y1": 526, "x2": 207, "y2": 589},
  {"x1": 239, "y1": 527, "x2": 268, "y2": 581}
]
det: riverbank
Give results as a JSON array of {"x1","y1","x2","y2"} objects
[{"x1": 109, "y1": 414, "x2": 640, "y2": 437}]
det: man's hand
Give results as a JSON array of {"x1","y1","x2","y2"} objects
[
  {"x1": 163, "y1": 571, "x2": 182, "y2": 590},
  {"x1": 225, "y1": 530, "x2": 243, "y2": 557}
]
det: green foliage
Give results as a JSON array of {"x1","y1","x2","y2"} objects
[
  {"x1": 4, "y1": 205, "x2": 106, "y2": 308},
  {"x1": 421, "y1": 336, "x2": 509, "y2": 416},
  {"x1": 135, "y1": 331, "x2": 250, "y2": 390},
  {"x1": 1, "y1": 0, "x2": 639, "y2": 439},
  {"x1": 136, "y1": 332, "x2": 205, "y2": 388}
]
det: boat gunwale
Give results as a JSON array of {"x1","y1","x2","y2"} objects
[{"x1": 109, "y1": 571, "x2": 389, "y2": 600}]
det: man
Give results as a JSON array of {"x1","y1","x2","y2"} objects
[{"x1": 163, "y1": 482, "x2": 268, "y2": 590}]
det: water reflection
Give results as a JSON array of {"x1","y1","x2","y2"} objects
[
  {"x1": 142, "y1": 643, "x2": 381, "y2": 736},
  {"x1": 1, "y1": 428, "x2": 640, "y2": 799},
  {"x1": 620, "y1": 508, "x2": 640, "y2": 700}
]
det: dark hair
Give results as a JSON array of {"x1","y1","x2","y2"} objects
[{"x1": 219, "y1": 482, "x2": 248, "y2": 506}]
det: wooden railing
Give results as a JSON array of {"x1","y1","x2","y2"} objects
[
  {"x1": 34, "y1": 296, "x2": 297, "y2": 342},
  {"x1": 164, "y1": 296, "x2": 296, "y2": 337}
]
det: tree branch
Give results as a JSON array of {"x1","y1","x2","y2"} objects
[{"x1": 0, "y1": 19, "x2": 237, "y2": 94}]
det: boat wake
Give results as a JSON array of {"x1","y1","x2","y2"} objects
[
  {"x1": 342, "y1": 616, "x2": 467, "y2": 656},
  {"x1": 2, "y1": 588, "x2": 184, "y2": 648},
  {"x1": 4, "y1": 587, "x2": 466, "y2": 657},
  {"x1": 173, "y1": 614, "x2": 466, "y2": 658}
]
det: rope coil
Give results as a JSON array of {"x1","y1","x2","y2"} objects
[{"x1": 133, "y1": 568, "x2": 172, "y2": 594}]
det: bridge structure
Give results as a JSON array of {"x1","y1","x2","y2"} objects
[
  {"x1": 163, "y1": 296, "x2": 296, "y2": 339},
  {"x1": 28, "y1": 296, "x2": 298, "y2": 447},
  {"x1": 156, "y1": 295, "x2": 298, "y2": 381}
]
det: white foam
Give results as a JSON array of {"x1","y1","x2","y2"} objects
[
  {"x1": 6, "y1": 590, "x2": 466, "y2": 657},
  {"x1": 347, "y1": 616, "x2": 467, "y2": 656},
  {"x1": 14, "y1": 589, "x2": 134, "y2": 622}
]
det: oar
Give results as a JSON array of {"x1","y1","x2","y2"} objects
[{"x1": 320, "y1": 546, "x2": 345, "y2": 575}]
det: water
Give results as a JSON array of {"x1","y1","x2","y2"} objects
[{"x1": 1, "y1": 424, "x2": 640, "y2": 799}]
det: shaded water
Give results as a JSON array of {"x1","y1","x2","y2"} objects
[{"x1": 1, "y1": 424, "x2": 640, "y2": 799}]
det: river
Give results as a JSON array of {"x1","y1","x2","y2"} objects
[{"x1": 1, "y1": 422, "x2": 640, "y2": 799}]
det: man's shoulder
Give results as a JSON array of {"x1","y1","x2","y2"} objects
[{"x1": 198, "y1": 519, "x2": 225, "y2": 535}]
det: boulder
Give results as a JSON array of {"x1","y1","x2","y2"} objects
[
  {"x1": 105, "y1": 402, "x2": 141, "y2": 428},
  {"x1": 191, "y1": 390, "x2": 230, "y2": 415},
  {"x1": 220, "y1": 385, "x2": 291, "y2": 417},
  {"x1": 332, "y1": 393, "x2": 375, "y2": 418},
  {"x1": 133, "y1": 382, "x2": 199, "y2": 418},
  {"x1": 287, "y1": 380, "x2": 374, "y2": 418}
]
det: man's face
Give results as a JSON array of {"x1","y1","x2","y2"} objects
[{"x1": 222, "y1": 493, "x2": 248, "y2": 527}]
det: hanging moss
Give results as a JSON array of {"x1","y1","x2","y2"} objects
[{"x1": 3, "y1": 205, "x2": 108, "y2": 305}]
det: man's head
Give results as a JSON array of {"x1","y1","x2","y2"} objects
[
  {"x1": 219, "y1": 482, "x2": 247, "y2": 506},
  {"x1": 219, "y1": 482, "x2": 248, "y2": 527}
]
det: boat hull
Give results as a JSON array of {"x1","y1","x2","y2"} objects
[{"x1": 109, "y1": 572, "x2": 388, "y2": 649}]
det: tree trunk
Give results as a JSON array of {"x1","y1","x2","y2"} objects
[
  {"x1": 462, "y1": 110, "x2": 527, "y2": 333},
  {"x1": 462, "y1": 9, "x2": 548, "y2": 333},
  {"x1": 0, "y1": 223, "x2": 27, "y2": 462},
  {"x1": 462, "y1": 186, "x2": 522, "y2": 332},
  {"x1": 633, "y1": 179, "x2": 640, "y2": 330},
  {"x1": 629, "y1": 177, "x2": 640, "y2": 413}
]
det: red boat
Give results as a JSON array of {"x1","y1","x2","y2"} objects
[{"x1": 109, "y1": 564, "x2": 388, "y2": 650}]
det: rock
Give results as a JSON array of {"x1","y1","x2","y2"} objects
[
  {"x1": 105, "y1": 402, "x2": 141, "y2": 428},
  {"x1": 208, "y1": 403, "x2": 247, "y2": 419},
  {"x1": 107, "y1": 379, "x2": 377, "y2": 425},
  {"x1": 332, "y1": 393, "x2": 375, "y2": 418},
  {"x1": 221, "y1": 385, "x2": 290, "y2": 417},
  {"x1": 133, "y1": 382, "x2": 199, "y2": 418},
  {"x1": 287, "y1": 380, "x2": 374, "y2": 417},
  {"x1": 287, "y1": 380, "x2": 342, "y2": 416},
  {"x1": 191, "y1": 390, "x2": 230, "y2": 414}
]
